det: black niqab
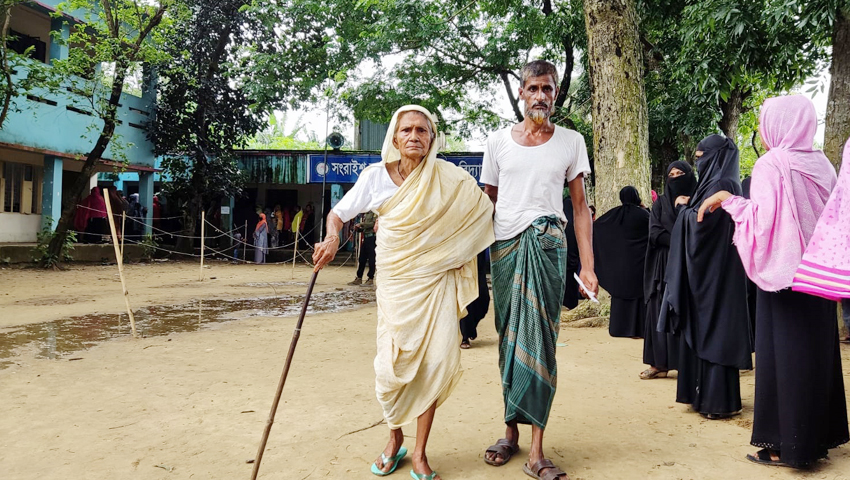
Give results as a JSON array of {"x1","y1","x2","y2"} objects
[
  {"x1": 593, "y1": 186, "x2": 650, "y2": 299},
  {"x1": 643, "y1": 161, "x2": 697, "y2": 301},
  {"x1": 659, "y1": 135, "x2": 752, "y2": 370}
]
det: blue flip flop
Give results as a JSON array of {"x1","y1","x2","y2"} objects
[
  {"x1": 371, "y1": 446, "x2": 408, "y2": 476},
  {"x1": 410, "y1": 469, "x2": 438, "y2": 480}
]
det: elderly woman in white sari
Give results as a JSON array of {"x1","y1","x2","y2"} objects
[{"x1": 313, "y1": 105, "x2": 494, "y2": 480}]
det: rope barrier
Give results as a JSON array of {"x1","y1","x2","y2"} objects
[{"x1": 74, "y1": 203, "x2": 185, "y2": 220}]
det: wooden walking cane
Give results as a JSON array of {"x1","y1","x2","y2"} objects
[{"x1": 250, "y1": 269, "x2": 320, "y2": 480}]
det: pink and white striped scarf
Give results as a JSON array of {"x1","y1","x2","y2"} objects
[{"x1": 793, "y1": 138, "x2": 850, "y2": 300}]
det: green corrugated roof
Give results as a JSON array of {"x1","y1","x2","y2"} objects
[{"x1": 238, "y1": 154, "x2": 308, "y2": 184}]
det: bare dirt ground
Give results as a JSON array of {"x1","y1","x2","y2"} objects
[{"x1": 0, "y1": 261, "x2": 848, "y2": 480}]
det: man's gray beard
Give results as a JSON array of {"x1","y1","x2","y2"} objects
[{"x1": 526, "y1": 107, "x2": 550, "y2": 124}]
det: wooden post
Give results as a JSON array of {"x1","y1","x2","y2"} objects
[
  {"x1": 121, "y1": 211, "x2": 126, "y2": 260},
  {"x1": 291, "y1": 229, "x2": 299, "y2": 279},
  {"x1": 200, "y1": 210, "x2": 205, "y2": 281},
  {"x1": 103, "y1": 188, "x2": 137, "y2": 338},
  {"x1": 243, "y1": 221, "x2": 248, "y2": 262}
]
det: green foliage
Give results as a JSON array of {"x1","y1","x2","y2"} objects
[
  {"x1": 149, "y1": 0, "x2": 280, "y2": 236},
  {"x1": 44, "y1": 1, "x2": 176, "y2": 266},
  {"x1": 639, "y1": 0, "x2": 832, "y2": 180},
  {"x1": 245, "y1": 112, "x2": 322, "y2": 150},
  {"x1": 0, "y1": 1, "x2": 56, "y2": 129},
  {"x1": 138, "y1": 234, "x2": 157, "y2": 261},
  {"x1": 49, "y1": 1, "x2": 176, "y2": 150},
  {"x1": 340, "y1": 0, "x2": 588, "y2": 138},
  {"x1": 33, "y1": 218, "x2": 76, "y2": 267}
]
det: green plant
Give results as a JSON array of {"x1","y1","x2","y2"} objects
[
  {"x1": 139, "y1": 234, "x2": 158, "y2": 261},
  {"x1": 33, "y1": 218, "x2": 76, "y2": 268}
]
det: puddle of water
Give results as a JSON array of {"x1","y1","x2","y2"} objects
[
  {"x1": 240, "y1": 281, "x2": 308, "y2": 288},
  {"x1": 0, "y1": 288, "x2": 375, "y2": 370}
]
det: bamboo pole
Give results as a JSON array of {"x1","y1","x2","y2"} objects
[
  {"x1": 121, "y1": 211, "x2": 126, "y2": 260},
  {"x1": 103, "y1": 188, "x2": 137, "y2": 338},
  {"x1": 291, "y1": 229, "x2": 299, "y2": 279},
  {"x1": 250, "y1": 270, "x2": 320, "y2": 480},
  {"x1": 200, "y1": 210, "x2": 205, "y2": 281}
]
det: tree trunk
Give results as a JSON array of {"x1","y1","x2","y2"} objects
[
  {"x1": 45, "y1": 61, "x2": 128, "y2": 262},
  {"x1": 584, "y1": 0, "x2": 650, "y2": 214},
  {"x1": 718, "y1": 87, "x2": 746, "y2": 141},
  {"x1": 0, "y1": 3, "x2": 17, "y2": 130},
  {"x1": 824, "y1": 7, "x2": 850, "y2": 171}
]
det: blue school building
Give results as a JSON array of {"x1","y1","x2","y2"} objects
[{"x1": 0, "y1": 0, "x2": 157, "y2": 242}]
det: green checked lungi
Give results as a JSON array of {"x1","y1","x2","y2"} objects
[{"x1": 491, "y1": 215, "x2": 567, "y2": 429}]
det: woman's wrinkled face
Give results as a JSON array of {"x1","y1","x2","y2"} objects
[
  {"x1": 668, "y1": 167, "x2": 685, "y2": 178},
  {"x1": 393, "y1": 112, "x2": 433, "y2": 160}
]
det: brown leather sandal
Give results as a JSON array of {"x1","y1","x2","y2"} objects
[
  {"x1": 483, "y1": 438, "x2": 519, "y2": 466},
  {"x1": 522, "y1": 459, "x2": 569, "y2": 480}
]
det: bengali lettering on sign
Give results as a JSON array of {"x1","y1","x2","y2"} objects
[
  {"x1": 308, "y1": 154, "x2": 381, "y2": 183},
  {"x1": 443, "y1": 156, "x2": 484, "y2": 183},
  {"x1": 307, "y1": 154, "x2": 484, "y2": 184}
]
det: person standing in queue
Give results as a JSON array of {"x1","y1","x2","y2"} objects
[
  {"x1": 640, "y1": 161, "x2": 696, "y2": 379},
  {"x1": 659, "y1": 134, "x2": 752, "y2": 420},
  {"x1": 700, "y1": 95, "x2": 848, "y2": 468},
  {"x1": 349, "y1": 211, "x2": 378, "y2": 287}
]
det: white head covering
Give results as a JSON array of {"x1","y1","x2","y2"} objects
[{"x1": 380, "y1": 105, "x2": 439, "y2": 165}]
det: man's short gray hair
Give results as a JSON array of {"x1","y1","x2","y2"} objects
[{"x1": 521, "y1": 60, "x2": 559, "y2": 87}]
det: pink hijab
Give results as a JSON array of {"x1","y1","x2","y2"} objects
[
  {"x1": 793, "y1": 138, "x2": 850, "y2": 300},
  {"x1": 721, "y1": 95, "x2": 837, "y2": 291}
]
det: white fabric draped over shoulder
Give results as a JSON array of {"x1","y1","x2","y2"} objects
[{"x1": 372, "y1": 105, "x2": 494, "y2": 428}]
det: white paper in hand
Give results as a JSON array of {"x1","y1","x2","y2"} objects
[{"x1": 574, "y1": 272, "x2": 600, "y2": 303}]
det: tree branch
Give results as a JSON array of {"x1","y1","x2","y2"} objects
[
  {"x1": 500, "y1": 71, "x2": 523, "y2": 122},
  {"x1": 133, "y1": 4, "x2": 167, "y2": 50},
  {"x1": 555, "y1": 36, "x2": 574, "y2": 109},
  {"x1": 0, "y1": 4, "x2": 14, "y2": 129},
  {"x1": 100, "y1": 0, "x2": 119, "y2": 38}
]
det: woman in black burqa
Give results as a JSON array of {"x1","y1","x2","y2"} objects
[
  {"x1": 640, "y1": 161, "x2": 696, "y2": 379},
  {"x1": 594, "y1": 186, "x2": 650, "y2": 338},
  {"x1": 659, "y1": 135, "x2": 752, "y2": 419}
]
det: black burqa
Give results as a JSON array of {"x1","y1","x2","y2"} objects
[
  {"x1": 659, "y1": 135, "x2": 753, "y2": 415},
  {"x1": 741, "y1": 176, "x2": 757, "y2": 349},
  {"x1": 642, "y1": 161, "x2": 696, "y2": 370},
  {"x1": 752, "y1": 288, "x2": 848, "y2": 467},
  {"x1": 594, "y1": 186, "x2": 650, "y2": 338},
  {"x1": 562, "y1": 196, "x2": 582, "y2": 309},
  {"x1": 460, "y1": 250, "x2": 490, "y2": 343}
]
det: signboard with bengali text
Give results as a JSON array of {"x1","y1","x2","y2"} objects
[{"x1": 308, "y1": 154, "x2": 484, "y2": 184}]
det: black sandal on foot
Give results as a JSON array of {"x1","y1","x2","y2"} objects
[{"x1": 746, "y1": 449, "x2": 791, "y2": 468}]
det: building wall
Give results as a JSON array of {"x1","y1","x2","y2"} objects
[
  {"x1": 358, "y1": 119, "x2": 389, "y2": 151},
  {"x1": 1, "y1": 4, "x2": 157, "y2": 167},
  {"x1": 9, "y1": 4, "x2": 52, "y2": 60},
  {"x1": 0, "y1": 212, "x2": 42, "y2": 243},
  {"x1": 0, "y1": 2, "x2": 158, "y2": 243}
]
